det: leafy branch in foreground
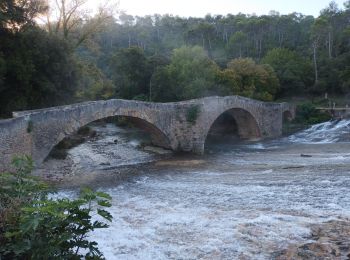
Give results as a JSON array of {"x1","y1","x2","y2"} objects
[{"x1": 0, "y1": 156, "x2": 112, "y2": 259}]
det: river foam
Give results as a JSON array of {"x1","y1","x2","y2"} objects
[
  {"x1": 54, "y1": 120, "x2": 350, "y2": 259},
  {"x1": 88, "y1": 165, "x2": 350, "y2": 259}
]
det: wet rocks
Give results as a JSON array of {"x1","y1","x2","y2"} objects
[{"x1": 275, "y1": 219, "x2": 350, "y2": 259}]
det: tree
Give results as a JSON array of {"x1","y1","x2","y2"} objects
[
  {"x1": 311, "y1": 17, "x2": 329, "y2": 84},
  {"x1": 0, "y1": 0, "x2": 47, "y2": 30},
  {"x1": 0, "y1": 27, "x2": 79, "y2": 117},
  {"x1": 228, "y1": 31, "x2": 248, "y2": 58},
  {"x1": 217, "y1": 58, "x2": 279, "y2": 101},
  {"x1": 320, "y1": 1, "x2": 340, "y2": 59},
  {"x1": 262, "y1": 48, "x2": 313, "y2": 96},
  {"x1": 185, "y1": 22, "x2": 216, "y2": 50},
  {"x1": 345, "y1": 0, "x2": 350, "y2": 8},
  {"x1": 44, "y1": 0, "x2": 118, "y2": 47},
  {"x1": 118, "y1": 11, "x2": 135, "y2": 47},
  {"x1": 110, "y1": 47, "x2": 151, "y2": 99},
  {"x1": 152, "y1": 46, "x2": 219, "y2": 101},
  {"x1": 0, "y1": 54, "x2": 6, "y2": 92},
  {"x1": 75, "y1": 60, "x2": 115, "y2": 100}
]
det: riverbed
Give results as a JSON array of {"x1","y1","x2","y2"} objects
[{"x1": 36, "y1": 120, "x2": 350, "y2": 259}]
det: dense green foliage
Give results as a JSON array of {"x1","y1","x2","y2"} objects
[
  {"x1": 110, "y1": 46, "x2": 152, "y2": 99},
  {"x1": 0, "y1": 156, "x2": 112, "y2": 259},
  {"x1": 152, "y1": 46, "x2": 219, "y2": 101},
  {"x1": 0, "y1": 28, "x2": 79, "y2": 116},
  {"x1": 294, "y1": 102, "x2": 332, "y2": 124},
  {"x1": 1, "y1": 0, "x2": 350, "y2": 118},
  {"x1": 261, "y1": 48, "x2": 314, "y2": 96},
  {"x1": 78, "y1": 1, "x2": 350, "y2": 104},
  {"x1": 217, "y1": 58, "x2": 279, "y2": 101},
  {"x1": 0, "y1": 0, "x2": 79, "y2": 117}
]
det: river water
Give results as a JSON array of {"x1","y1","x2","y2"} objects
[{"x1": 42, "y1": 120, "x2": 350, "y2": 259}]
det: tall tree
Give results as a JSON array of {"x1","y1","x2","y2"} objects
[
  {"x1": 320, "y1": 1, "x2": 340, "y2": 59},
  {"x1": 44, "y1": 0, "x2": 118, "y2": 47},
  {"x1": 311, "y1": 17, "x2": 329, "y2": 84},
  {"x1": 228, "y1": 31, "x2": 248, "y2": 58}
]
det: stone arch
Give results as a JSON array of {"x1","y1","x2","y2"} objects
[
  {"x1": 49, "y1": 116, "x2": 170, "y2": 159},
  {"x1": 203, "y1": 107, "x2": 261, "y2": 148},
  {"x1": 34, "y1": 105, "x2": 172, "y2": 163}
]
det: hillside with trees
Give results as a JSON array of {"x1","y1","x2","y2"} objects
[{"x1": 0, "y1": 0, "x2": 349, "y2": 118}]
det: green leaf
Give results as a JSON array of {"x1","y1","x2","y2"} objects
[
  {"x1": 97, "y1": 209, "x2": 113, "y2": 222},
  {"x1": 97, "y1": 200, "x2": 111, "y2": 207},
  {"x1": 96, "y1": 191, "x2": 112, "y2": 200}
]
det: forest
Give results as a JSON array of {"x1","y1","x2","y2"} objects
[{"x1": 0, "y1": 0, "x2": 350, "y2": 118}]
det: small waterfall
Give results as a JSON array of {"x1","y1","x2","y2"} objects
[{"x1": 288, "y1": 119, "x2": 350, "y2": 144}]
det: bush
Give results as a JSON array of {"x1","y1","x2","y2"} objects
[
  {"x1": 186, "y1": 105, "x2": 200, "y2": 124},
  {"x1": 295, "y1": 103, "x2": 331, "y2": 124},
  {"x1": 0, "y1": 156, "x2": 112, "y2": 259}
]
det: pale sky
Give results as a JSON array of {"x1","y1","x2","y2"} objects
[{"x1": 114, "y1": 0, "x2": 347, "y2": 17}]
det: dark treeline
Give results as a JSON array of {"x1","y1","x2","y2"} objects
[
  {"x1": 0, "y1": 0, "x2": 79, "y2": 117},
  {"x1": 1, "y1": 0, "x2": 350, "y2": 118}
]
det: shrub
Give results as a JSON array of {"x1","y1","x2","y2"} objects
[
  {"x1": 0, "y1": 156, "x2": 112, "y2": 259},
  {"x1": 186, "y1": 105, "x2": 200, "y2": 124},
  {"x1": 295, "y1": 103, "x2": 331, "y2": 124}
]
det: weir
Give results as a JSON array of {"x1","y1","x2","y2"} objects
[{"x1": 0, "y1": 96, "x2": 295, "y2": 171}]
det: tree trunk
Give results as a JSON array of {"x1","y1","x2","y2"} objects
[
  {"x1": 328, "y1": 32, "x2": 332, "y2": 59},
  {"x1": 313, "y1": 42, "x2": 318, "y2": 84},
  {"x1": 258, "y1": 39, "x2": 262, "y2": 60},
  {"x1": 202, "y1": 33, "x2": 205, "y2": 49}
]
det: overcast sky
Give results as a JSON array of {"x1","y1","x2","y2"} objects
[{"x1": 113, "y1": 0, "x2": 347, "y2": 18}]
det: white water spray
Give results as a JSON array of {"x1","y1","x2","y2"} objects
[{"x1": 288, "y1": 119, "x2": 350, "y2": 144}]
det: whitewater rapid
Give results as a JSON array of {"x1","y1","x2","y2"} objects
[
  {"x1": 287, "y1": 119, "x2": 350, "y2": 144},
  {"x1": 51, "y1": 120, "x2": 350, "y2": 259}
]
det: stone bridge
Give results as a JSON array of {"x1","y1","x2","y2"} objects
[{"x1": 0, "y1": 96, "x2": 295, "y2": 171}]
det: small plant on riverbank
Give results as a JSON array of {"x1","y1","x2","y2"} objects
[{"x1": 0, "y1": 156, "x2": 112, "y2": 259}]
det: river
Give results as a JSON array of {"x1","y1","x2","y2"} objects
[{"x1": 36, "y1": 119, "x2": 350, "y2": 259}]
